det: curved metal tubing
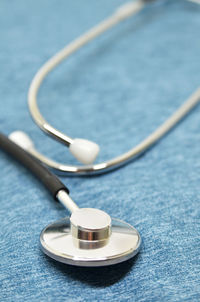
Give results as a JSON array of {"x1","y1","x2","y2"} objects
[{"x1": 28, "y1": 0, "x2": 200, "y2": 175}]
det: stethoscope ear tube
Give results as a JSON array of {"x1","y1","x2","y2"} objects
[
  {"x1": 0, "y1": 132, "x2": 69, "y2": 200},
  {"x1": 27, "y1": 0, "x2": 200, "y2": 175}
]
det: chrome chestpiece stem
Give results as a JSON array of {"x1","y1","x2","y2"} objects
[{"x1": 57, "y1": 191, "x2": 112, "y2": 248}]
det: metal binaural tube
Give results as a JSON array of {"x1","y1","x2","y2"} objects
[{"x1": 26, "y1": 0, "x2": 200, "y2": 175}]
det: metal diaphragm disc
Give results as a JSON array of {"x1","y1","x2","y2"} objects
[{"x1": 40, "y1": 217, "x2": 141, "y2": 267}]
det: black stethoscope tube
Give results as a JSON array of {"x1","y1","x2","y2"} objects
[{"x1": 0, "y1": 132, "x2": 69, "y2": 200}]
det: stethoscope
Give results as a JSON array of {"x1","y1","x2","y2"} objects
[{"x1": 0, "y1": 0, "x2": 200, "y2": 267}]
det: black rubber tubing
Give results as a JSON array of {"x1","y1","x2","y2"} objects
[{"x1": 0, "y1": 132, "x2": 69, "y2": 200}]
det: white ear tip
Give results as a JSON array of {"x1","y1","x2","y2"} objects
[
  {"x1": 9, "y1": 131, "x2": 34, "y2": 150},
  {"x1": 69, "y1": 138, "x2": 100, "y2": 164}
]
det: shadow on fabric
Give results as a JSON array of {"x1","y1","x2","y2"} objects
[{"x1": 43, "y1": 252, "x2": 140, "y2": 287}]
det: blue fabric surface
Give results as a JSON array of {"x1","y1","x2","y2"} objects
[{"x1": 0, "y1": 0, "x2": 200, "y2": 301}]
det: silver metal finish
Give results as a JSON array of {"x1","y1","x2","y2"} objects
[
  {"x1": 28, "y1": 87, "x2": 200, "y2": 175},
  {"x1": 40, "y1": 216, "x2": 141, "y2": 267},
  {"x1": 28, "y1": 1, "x2": 145, "y2": 148},
  {"x1": 27, "y1": 0, "x2": 200, "y2": 176},
  {"x1": 70, "y1": 208, "x2": 111, "y2": 248}
]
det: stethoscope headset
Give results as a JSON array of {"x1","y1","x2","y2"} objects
[{"x1": 0, "y1": 0, "x2": 199, "y2": 267}]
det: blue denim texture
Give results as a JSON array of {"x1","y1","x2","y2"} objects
[{"x1": 0, "y1": 0, "x2": 200, "y2": 301}]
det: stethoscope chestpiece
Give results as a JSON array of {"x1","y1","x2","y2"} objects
[
  {"x1": 0, "y1": 133, "x2": 141, "y2": 267},
  {"x1": 40, "y1": 208, "x2": 141, "y2": 267}
]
